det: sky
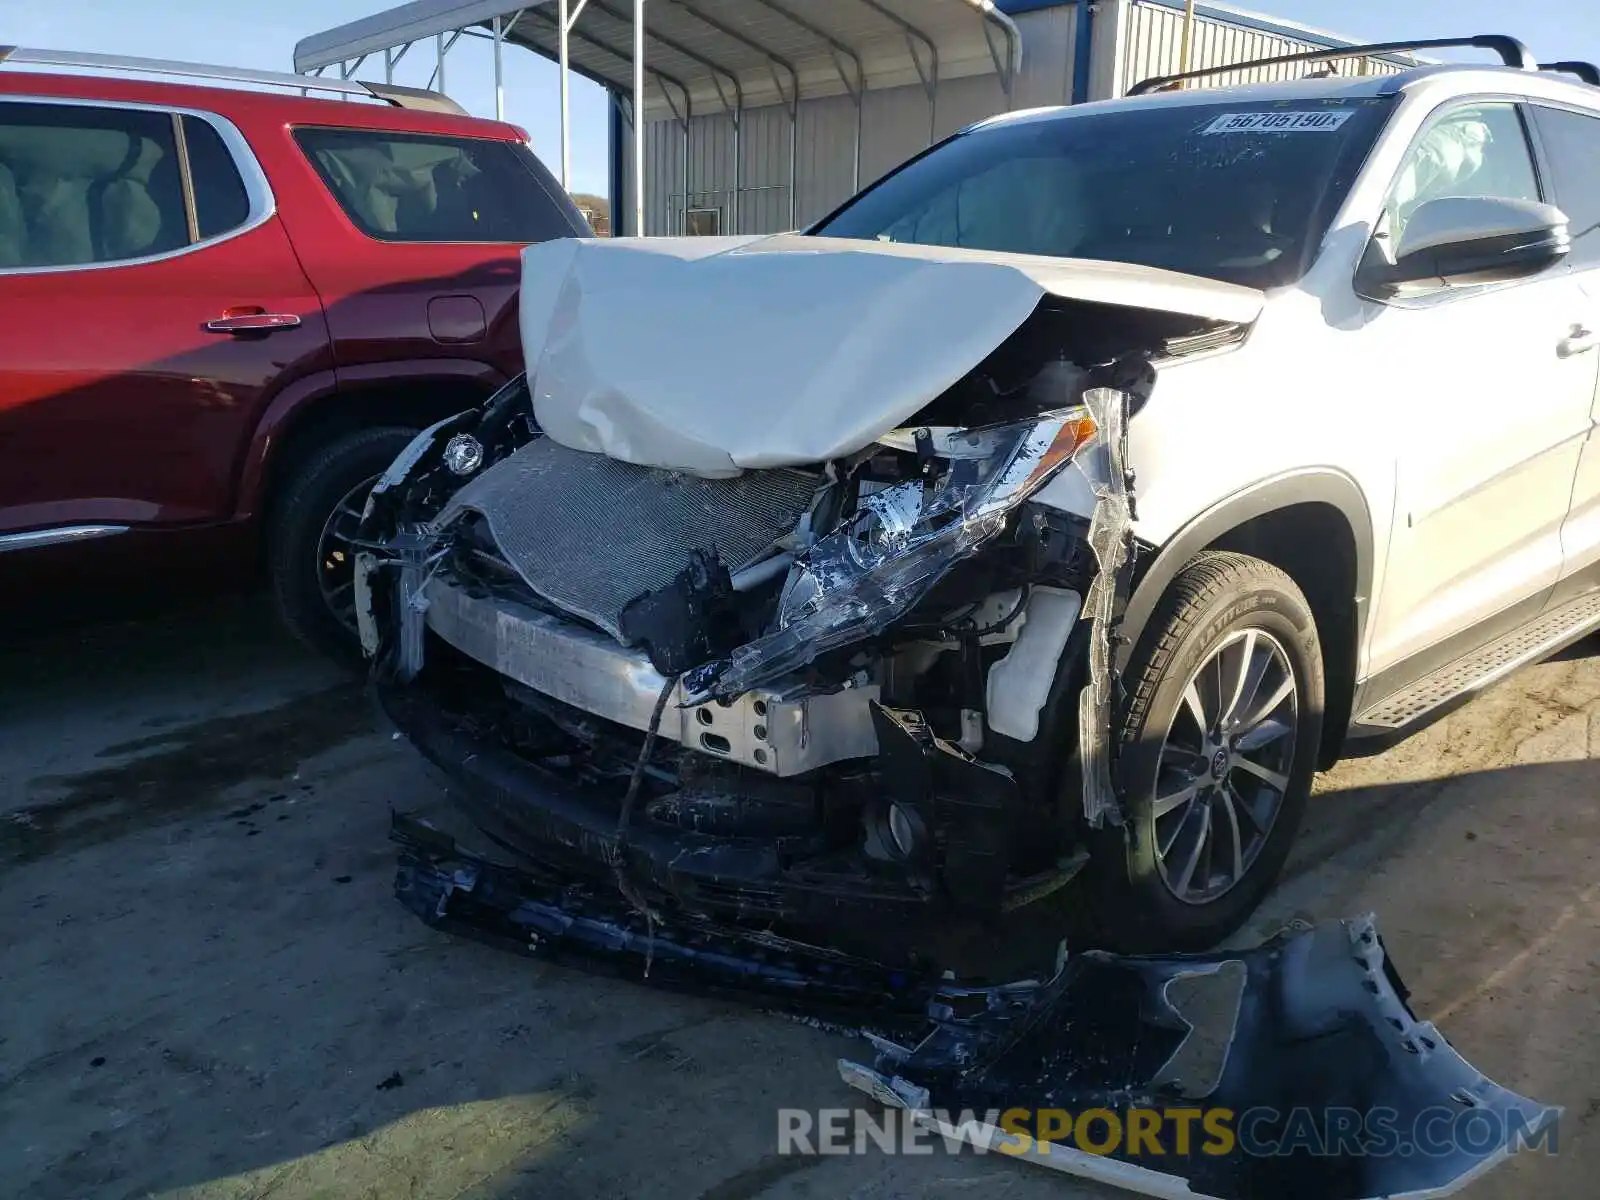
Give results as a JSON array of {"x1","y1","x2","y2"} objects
[{"x1": 6, "y1": 0, "x2": 1597, "y2": 201}]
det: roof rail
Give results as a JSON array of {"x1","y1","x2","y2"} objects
[
  {"x1": 1128, "y1": 35, "x2": 1537, "y2": 97},
  {"x1": 1543, "y1": 60, "x2": 1600, "y2": 86},
  {"x1": 0, "y1": 45, "x2": 467, "y2": 115}
]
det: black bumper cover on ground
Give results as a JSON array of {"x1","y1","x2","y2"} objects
[
  {"x1": 394, "y1": 814, "x2": 1557, "y2": 1200},
  {"x1": 393, "y1": 811, "x2": 939, "y2": 1025}
]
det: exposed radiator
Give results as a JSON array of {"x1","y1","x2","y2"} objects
[{"x1": 432, "y1": 436, "x2": 820, "y2": 641}]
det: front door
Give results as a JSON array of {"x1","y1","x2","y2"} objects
[{"x1": 1360, "y1": 100, "x2": 1598, "y2": 677}]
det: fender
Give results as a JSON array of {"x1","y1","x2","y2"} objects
[
  {"x1": 1116, "y1": 469, "x2": 1376, "y2": 674},
  {"x1": 231, "y1": 358, "x2": 506, "y2": 522}
]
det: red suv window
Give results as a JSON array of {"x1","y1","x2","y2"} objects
[
  {"x1": 0, "y1": 101, "x2": 189, "y2": 267},
  {"x1": 180, "y1": 114, "x2": 251, "y2": 238},
  {"x1": 294, "y1": 126, "x2": 579, "y2": 244}
]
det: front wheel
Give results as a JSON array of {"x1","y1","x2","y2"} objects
[
  {"x1": 269, "y1": 426, "x2": 418, "y2": 665},
  {"x1": 1088, "y1": 551, "x2": 1324, "y2": 952}
]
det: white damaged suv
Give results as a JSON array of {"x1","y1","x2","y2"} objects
[{"x1": 357, "y1": 47, "x2": 1600, "y2": 955}]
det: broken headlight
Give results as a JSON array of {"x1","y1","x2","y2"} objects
[{"x1": 683, "y1": 407, "x2": 1099, "y2": 702}]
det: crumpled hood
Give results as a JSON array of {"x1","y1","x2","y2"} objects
[{"x1": 519, "y1": 233, "x2": 1264, "y2": 477}]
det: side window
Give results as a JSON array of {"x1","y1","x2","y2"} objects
[
  {"x1": 1529, "y1": 105, "x2": 1600, "y2": 268},
  {"x1": 0, "y1": 102, "x2": 188, "y2": 268},
  {"x1": 181, "y1": 116, "x2": 250, "y2": 239},
  {"x1": 294, "y1": 127, "x2": 580, "y2": 244},
  {"x1": 1384, "y1": 102, "x2": 1541, "y2": 241}
]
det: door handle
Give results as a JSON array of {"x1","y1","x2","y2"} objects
[
  {"x1": 1558, "y1": 325, "x2": 1600, "y2": 358},
  {"x1": 204, "y1": 312, "x2": 302, "y2": 334}
]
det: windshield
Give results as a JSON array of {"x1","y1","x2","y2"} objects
[{"x1": 810, "y1": 96, "x2": 1394, "y2": 288}]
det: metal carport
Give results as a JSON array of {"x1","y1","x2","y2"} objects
[{"x1": 294, "y1": 1, "x2": 1021, "y2": 236}]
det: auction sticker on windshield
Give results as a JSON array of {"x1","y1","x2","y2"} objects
[{"x1": 1202, "y1": 110, "x2": 1356, "y2": 134}]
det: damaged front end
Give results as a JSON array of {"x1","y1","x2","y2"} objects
[
  {"x1": 354, "y1": 237, "x2": 1260, "y2": 940},
  {"x1": 356, "y1": 236, "x2": 1555, "y2": 1199},
  {"x1": 357, "y1": 366, "x2": 1138, "y2": 942}
]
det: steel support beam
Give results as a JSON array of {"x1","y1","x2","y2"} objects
[
  {"x1": 523, "y1": 5, "x2": 693, "y2": 233},
  {"x1": 589, "y1": 0, "x2": 744, "y2": 233},
  {"x1": 1181, "y1": 0, "x2": 1198, "y2": 75},
  {"x1": 428, "y1": 30, "x2": 461, "y2": 93},
  {"x1": 970, "y1": 2, "x2": 1019, "y2": 106},
  {"x1": 745, "y1": 0, "x2": 864, "y2": 191},
  {"x1": 854, "y1": 0, "x2": 939, "y2": 142},
  {"x1": 672, "y1": 2, "x2": 800, "y2": 227},
  {"x1": 657, "y1": 77, "x2": 692, "y2": 233},
  {"x1": 589, "y1": 0, "x2": 741, "y2": 111},
  {"x1": 525, "y1": 4, "x2": 686, "y2": 101},
  {"x1": 633, "y1": 0, "x2": 645, "y2": 237},
  {"x1": 493, "y1": 15, "x2": 504, "y2": 119},
  {"x1": 559, "y1": 0, "x2": 570, "y2": 183},
  {"x1": 556, "y1": 1, "x2": 589, "y2": 184}
]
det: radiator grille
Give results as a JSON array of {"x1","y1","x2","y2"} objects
[{"x1": 433, "y1": 437, "x2": 820, "y2": 641}]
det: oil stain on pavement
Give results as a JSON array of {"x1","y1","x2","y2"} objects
[{"x1": 2, "y1": 682, "x2": 372, "y2": 865}]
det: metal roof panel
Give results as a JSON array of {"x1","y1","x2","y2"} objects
[{"x1": 296, "y1": 0, "x2": 1021, "y2": 117}]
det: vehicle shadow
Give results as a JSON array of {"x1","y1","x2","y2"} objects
[{"x1": 2, "y1": 607, "x2": 1596, "y2": 1199}]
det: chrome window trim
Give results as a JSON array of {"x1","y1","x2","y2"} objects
[{"x1": 0, "y1": 94, "x2": 276, "y2": 276}]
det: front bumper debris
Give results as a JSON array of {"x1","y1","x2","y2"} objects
[
  {"x1": 393, "y1": 812, "x2": 941, "y2": 1024},
  {"x1": 420, "y1": 574, "x2": 880, "y2": 777},
  {"x1": 842, "y1": 915, "x2": 1559, "y2": 1200},
  {"x1": 390, "y1": 824, "x2": 1558, "y2": 1200},
  {"x1": 379, "y1": 679, "x2": 1085, "y2": 926}
]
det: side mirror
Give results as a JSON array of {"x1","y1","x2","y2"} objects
[{"x1": 1356, "y1": 196, "x2": 1570, "y2": 300}]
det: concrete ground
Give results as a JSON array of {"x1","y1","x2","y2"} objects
[{"x1": 2, "y1": 594, "x2": 1597, "y2": 1200}]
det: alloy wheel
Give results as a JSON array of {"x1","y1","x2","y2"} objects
[
  {"x1": 315, "y1": 476, "x2": 377, "y2": 633},
  {"x1": 1151, "y1": 628, "x2": 1298, "y2": 905}
]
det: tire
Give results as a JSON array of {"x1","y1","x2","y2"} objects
[
  {"x1": 1087, "y1": 551, "x2": 1324, "y2": 952},
  {"x1": 269, "y1": 426, "x2": 418, "y2": 666}
]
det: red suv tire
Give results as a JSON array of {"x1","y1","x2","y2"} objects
[{"x1": 269, "y1": 426, "x2": 418, "y2": 663}]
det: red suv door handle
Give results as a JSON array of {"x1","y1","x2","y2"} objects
[{"x1": 205, "y1": 312, "x2": 302, "y2": 334}]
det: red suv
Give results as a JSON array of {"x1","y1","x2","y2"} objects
[{"x1": 0, "y1": 49, "x2": 588, "y2": 655}]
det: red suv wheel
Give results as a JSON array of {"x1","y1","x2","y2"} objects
[{"x1": 269, "y1": 426, "x2": 418, "y2": 663}]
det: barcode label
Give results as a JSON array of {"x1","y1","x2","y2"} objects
[{"x1": 1201, "y1": 110, "x2": 1355, "y2": 134}]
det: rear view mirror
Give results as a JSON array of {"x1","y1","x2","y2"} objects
[{"x1": 1356, "y1": 196, "x2": 1570, "y2": 300}]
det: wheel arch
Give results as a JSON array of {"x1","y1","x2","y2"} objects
[
  {"x1": 1120, "y1": 471, "x2": 1375, "y2": 769},
  {"x1": 233, "y1": 359, "x2": 504, "y2": 523}
]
